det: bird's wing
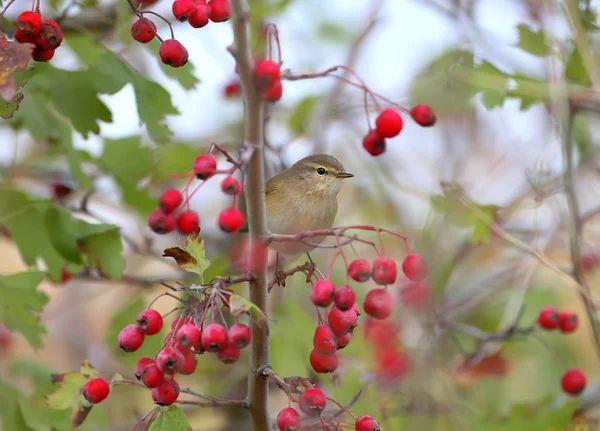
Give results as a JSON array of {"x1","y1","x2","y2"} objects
[{"x1": 265, "y1": 175, "x2": 282, "y2": 196}]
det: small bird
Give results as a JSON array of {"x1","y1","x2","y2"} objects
[{"x1": 265, "y1": 154, "x2": 353, "y2": 256}]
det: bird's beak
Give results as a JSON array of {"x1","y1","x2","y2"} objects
[{"x1": 335, "y1": 171, "x2": 354, "y2": 179}]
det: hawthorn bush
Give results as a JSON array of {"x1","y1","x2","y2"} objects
[{"x1": 2, "y1": 0, "x2": 600, "y2": 430}]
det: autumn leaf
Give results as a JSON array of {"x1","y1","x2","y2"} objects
[
  {"x1": 454, "y1": 350, "x2": 513, "y2": 385},
  {"x1": 0, "y1": 33, "x2": 33, "y2": 103},
  {"x1": 163, "y1": 232, "x2": 211, "y2": 277}
]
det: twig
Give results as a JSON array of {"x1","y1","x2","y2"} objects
[
  {"x1": 179, "y1": 388, "x2": 248, "y2": 408},
  {"x1": 268, "y1": 262, "x2": 316, "y2": 292}
]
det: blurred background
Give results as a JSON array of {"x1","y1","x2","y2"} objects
[{"x1": 2, "y1": 0, "x2": 600, "y2": 429}]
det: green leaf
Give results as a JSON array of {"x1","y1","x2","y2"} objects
[
  {"x1": 270, "y1": 301, "x2": 314, "y2": 376},
  {"x1": 163, "y1": 232, "x2": 211, "y2": 277},
  {"x1": 515, "y1": 24, "x2": 548, "y2": 57},
  {"x1": 475, "y1": 61, "x2": 509, "y2": 109},
  {"x1": 154, "y1": 143, "x2": 199, "y2": 181},
  {"x1": 82, "y1": 228, "x2": 124, "y2": 279},
  {"x1": 46, "y1": 361, "x2": 100, "y2": 411},
  {"x1": 0, "y1": 272, "x2": 48, "y2": 349},
  {"x1": 148, "y1": 39, "x2": 200, "y2": 90},
  {"x1": 228, "y1": 294, "x2": 269, "y2": 335},
  {"x1": 148, "y1": 406, "x2": 191, "y2": 431},
  {"x1": 478, "y1": 398, "x2": 579, "y2": 430},
  {"x1": 573, "y1": 114, "x2": 592, "y2": 164},
  {"x1": 99, "y1": 136, "x2": 153, "y2": 182},
  {"x1": 288, "y1": 96, "x2": 320, "y2": 135},
  {"x1": 566, "y1": 47, "x2": 592, "y2": 86}
]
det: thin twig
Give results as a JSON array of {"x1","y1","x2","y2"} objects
[{"x1": 179, "y1": 388, "x2": 248, "y2": 408}]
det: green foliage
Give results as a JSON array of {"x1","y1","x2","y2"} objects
[
  {"x1": 148, "y1": 406, "x2": 191, "y2": 431},
  {"x1": 566, "y1": 47, "x2": 592, "y2": 86},
  {"x1": 270, "y1": 301, "x2": 314, "y2": 376},
  {"x1": 154, "y1": 142, "x2": 200, "y2": 181},
  {"x1": 477, "y1": 398, "x2": 580, "y2": 430},
  {"x1": 288, "y1": 96, "x2": 320, "y2": 135},
  {"x1": 147, "y1": 40, "x2": 201, "y2": 90},
  {"x1": 228, "y1": 294, "x2": 269, "y2": 335},
  {"x1": 0, "y1": 272, "x2": 48, "y2": 349},
  {"x1": 163, "y1": 232, "x2": 211, "y2": 278},
  {"x1": 515, "y1": 24, "x2": 548, "y2": 57}
]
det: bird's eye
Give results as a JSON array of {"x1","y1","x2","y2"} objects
[{"x1": 317, "y1": 167, "x2": 326, "y2": 175}]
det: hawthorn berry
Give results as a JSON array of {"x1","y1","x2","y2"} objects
[
  {"x1": 61, "y1": 267, "x2": 71, "y2": 283},
  {"x1": 148, "y1": 208, "x2": 177, "y2": 234},
  {"x1": 137, "y1": 309, "x2": 163, "y2": 335},
  {"x1": 559, "y1": 311, "x2": 578, "y2": 333},
  {"x1": 156, "y1": 347, "x2": 184, "y2": 374},
  {"x1": 193, "y1": 153, "x2": 217, "y2": 180},
  {"x1": 218, "y1": 207, "x2": 245, "y2": 233},
  {"x1": 15, "y1": 29, "x2": 35, "y2": 44},
  {"x1": 171, "y1": 314, "x2": 192, "y2": 329},
  {"x1": 400, "y1": 281, "x2": 430, "y2": 308},
  {"x1": 362, "y1": 129, "x2": 386, "y2": 156},
  {"x1": 208, "y1": 0, "x2": 230, "y2": 22},
  {"x1": 152, "y1": 379, "x2": 180, "y2": 406},
  {"x1": 328, "y1": 307, "x2": 358, "y2": 335},
  {"x1": 336, "y1": 332, "x2": 351, "y2": 350},
  {"x1": 264, "y1": 80, "x2": 283, "y2": 102},
  {"x1": 175, "y1": 323, "x2": 202, "y2": 349},
  {"x1": 402, "y1": 254, "x2": 428, "y2": 281},
  {"x1": 310, "y1": 348, "x2": 338, "y2": 373},
  {"x1": 364, "y1": 288, "x2": 394, "y2": 320},
  {"x1": 561, "y1": 369, "x2": 586, "y2": 396},
  {"x1": 310, "y1": 280, "x2": 336, "y2": 307},
  {"x1": 228, "y1": 323, "x2": 251, "y2": 349},
  {"x1": 135, "y1": 357, "x2": 155, "y2": 379},
  {"x1": 177, "y1": 210, "x2": 200, "y2": 234},
  {"x1": 313, "y1": 325, "x2": 336, "y2": 354},
  {"x1": 118, "y1": 324, "x2": 145, "y2": 352},
  {"x1": 172, "y1": 0, "x2": 195, "y2": 21},
  {"x1": 177, "y1": 350, "x2": 198, "y2": 375},
  {"x1": 158, "y1": 189, "x2": 183, "y2": 213},
  {"x1": 131, "y1": 18, "x2": 157, "y2": 43},
  {"x1": 201, "y1": 323, "x2": 228, "y2": 352},
  {"x1": 371, "y1": 257, "x2": 397, "y2": 285},
  {"x1": 36, "y1": 20, "x2": 63, "y2": 50},
  {"x1": 217, "y1": 343, "x2": 241, "y2": 364},
  {"x1": 221, "y1": 176, "x2": 242, "y2": 195},
  {"x1": 355, "y1": 415, "x2": 381, "y2": 431},
  {"x1": 375, "y1": 109, "x2": 403, "y2": 138},
  {"x1": 277, "y1": 407, "x2": 301, "y2": 431},
  {"x1": 16, "y1": 11, "x2": 42, "y2": 37},
  {"x1": 410, "y1": 104, "x2": 436, "y2": 127},
  {"x1": 334, "y1": 285, "x2": 356, "y2": 311},
  {"x1": 537, "y1": 306, "x2": 560, "y2": 330},
  {"x1": 159, "y1": 39, "x2": 189, "y2": 68},
  {"x1": 32, "y1": 46, "x2": 54, "y2": 62},
  {"x1": 188, "y1": 2, "x2": 210, "y2": 28},
  {"x1": 298, "y1": 387, "x2": 326, "y2": 417},
  {"x1": 348, "y1": 259, "x2": 371, "y2": 282},
  {"x1": 224, "y1": 79, "x2": 241, "y2": 98},
  {"x1": 255, "y1": 59, "x2": 280, "y2": 88},
  {"x1": 82, "y1": 378, "x2": 110, "y2": 404},
  {"x1": 141, "y1": 363, "x2": 165, "y2": 388}
]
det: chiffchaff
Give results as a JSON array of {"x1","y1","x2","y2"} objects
[{"x1": 266, "y1": 154, "x2": 353, "y2": 256}]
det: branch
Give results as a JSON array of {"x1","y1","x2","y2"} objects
[
  {"x1": 179, "y1": 388, "x2": 248, "y2": 408},
  {"x1": 228, "y1": 1, "x2": 271, "y2": 430}
]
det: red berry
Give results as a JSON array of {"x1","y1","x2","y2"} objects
[
  {"x1": 537, "y1": 306, "x2": 560, "y2": 330},
  {"x1": 402, "y1": 254, "x2": 428, "y2": 281},
  {"x1": 348, "y1": 259, "x2": 371, "y2": 282},
  {"x1": 313, "y1": 325, "x2": 336, "y2": 354},
  {"x1": 152, "y1": 379, "x2": 180, "y2": 405},
  {"x1": 32, "y1": 46, "x2": 54, "y2": 62},
  {"x1": 221, "y1": 176, "x2": 242, "y2": 195},
  {"x1": 355, "y1": 415, "x2": 381, "y2": 431},
  {"x1": 224, "y1": 79, "x2": 241, "y2": 98},
  {"x1": 208, "y1": 0, "x2": 230, "y2": 22},
  {"x1": 400, "y1": 281, "x2": 430, "y2": 308},
  {"x1": 218, "y1": 207, "x2": 245, "y2": 233},
  {"x1": 371, "y1": 257, "x2": 397, "y2": 285},
  {"x1": 188, "y1": 2, "x2": 210, "y2": 28},
  {"x1": 561, "y1": 369, "x2": 586, "y2": 395},
  {"x1": 135, "y1": 358, "x2": 155, "y2": 379},
  {"x1": 201, "y1": 323, "x2": 228, "y2": 352},
  {"x1": 582, "y1": 252, "x2": 600, "y2": 272},
  {"x1": 228, "y1": 323, "x2": 251, "y2": 349},
  {"x1": 559, "y1": 311, "x2": 578, "y2": 333},
  {"x1": 410, "y1": 104, "x2": 436, "y2": 127},
  {"x1": 375, "y1": 109, "x2": 403, "y2": 138},
  {"x1": 159, "y1": 189, "x2": 183, "y2": 213},
  {"x1": 159, "y1": 39, "x2": 189, "y2": 68},
  {"x1": 118, "y1": 324, "x2": 145, "y2": 352},
  {"x1": 264, "y1": 80, "x2": 283, "y2": 102},
  {"x1": 362, "y1": 129, "x2": 386, "y2": 156},
  {"x1": 334, "y1": 285, "x2": 355, "y2": 311},
  {"x1": 156, "y1": 346, "x2": 184, "y2": 374},
  {"x1": 175, "y1": 323, "x2": 202, "y2": 349},
  {"x1": 277, "y1": 407, "x2": 301, "y2": 431},
  {"x1": 141, "y1": 363, "x2": 165, "y2": 388},
  {"x1": 193, "y1": 153, "x2": 217, "y2": 180},
  {"x1": 52, "y1": 183, "x2": 72, "y2": 198},
  {"x1": 255, "y1": 59, "x2": 280, "y2": 88},
  {"x1": 15, "y1": 29, "x2": 36, "y2": 43},
  {"x1": 131, "y1": 18, "x2": 157, "y2": 43},
  {"x1": 177, "y1": 210, "x2": 200, "y2": 234},
  {"x1": 177, "y1": 350, "x2": 198, "y2": 375},
  {"x1": 83, "y1": 378, "x2": 110, "y2": 404},
  {"x1": 336, "y1": 332, "x2": 351, "y2": 350},
  {"x1": 171, "y1": 313, "x2": 193, "y2": 329},
  {"x1": 310, "y1": 280, "x2": 336, "y2": 307},
  {"x1": 16, "y1": 11, "x2": 42, "y2": 36},
  {"x1": 328, "y1": 307, "x2": 358, "y2": 335},
  {"x1": 148, "y1": 208, "x2": 177, "y2": 234},
  {"x1": 298, "y1": 388, "x2": 326, "y2": 417},
  {"x1": 364, "y1": 288, "x2": 394, "y2": 320},
  {"x1": 310, "y1": 349, "x2": 338, "y2": 373},
  {"x1": 217, "y1": 343, "x2": 241, "y2": 364},
  {"x1": 172, "y1": 0, "x2": 194, "y2": 21},
  {"x1": 137, "y1": 309, "x2": 163, "y2": 335},
  {"x1": 36, "y1": 20, "x2": 63, "y2": 50},
  {"x1": 61, "y1": 267, "x2": 71, "y2": 283}
]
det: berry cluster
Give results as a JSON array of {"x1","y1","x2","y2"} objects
[
  {"x1": 362, "y1": 105, "x2": 436, "y2": 156},
  {"x1": 537, "y1": 306, "x2": 578, "y2": 333},
  {"x1": 254, "y1": 59, "x2": 283, "y2": 102},
  {"x1": 14, "y1": 10, "x2": 63, "y2": 62},
  {"x1": 148, "y1": 149, "x2": 246, "y2": 236},
  {"x1": 172, "y1": 0, "x2": 229, "y2": 27},
  {"x1": 306, "y1": 253, "x2": 428, "y2": 375}
]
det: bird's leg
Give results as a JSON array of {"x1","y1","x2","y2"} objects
[
  {"x1": 274, "y1": 252, "x2": 287, "y2": 287},
  {"x1": 304, "y1": 252, "x2": 318, "y2": 282}
]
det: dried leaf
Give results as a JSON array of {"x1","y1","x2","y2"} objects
[
  {"x1": 163, "y1": 232, "x2": 211, "y2": 277},
  {"x1": 455, "y1": 350, "x2": 512, "y2": 384},
  {"x1": 0, "y1": 33, "x2": 33, "y2": 103}
]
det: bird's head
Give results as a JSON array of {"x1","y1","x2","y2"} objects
[{"x1": 290, "y1": 154, "x2": 353, "y2": 196}]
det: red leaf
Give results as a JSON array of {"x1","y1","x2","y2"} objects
[{"x1": 0, "y1": 32, "x2": 33, "y2": 103}]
